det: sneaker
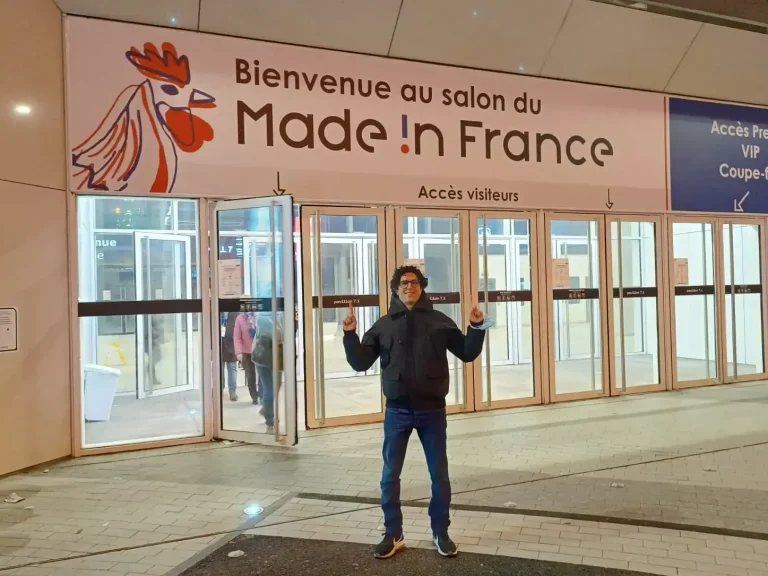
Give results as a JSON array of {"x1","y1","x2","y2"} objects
[
  {"x1": 374, "y1": 534, "x2": 405, "y2": 559},
  {"x1": 434, "y1": 533, "x2": 458, "y2": 557},
  {"x1": 265, "y1": 425, "x2": 276, "y2": 435},
  {"x1": 229, "y1": 391, "x2": 238, "y2": 402}
]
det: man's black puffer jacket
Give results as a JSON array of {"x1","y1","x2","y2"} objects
[{"x1": 343, "y1": 294, "x2": 486, "y2": 410}]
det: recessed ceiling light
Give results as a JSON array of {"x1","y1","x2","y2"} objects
[
  {"x1": 518, "y1": 65, "x2": 525, "y2": 72},
  {"x1": 170, "y1": 16, "x2": 177, "y2": 24},
  {"x1": 472, "y1": 10, "x2": 479, "y2": 16},
  {"x1": 14, "y1": 104, "x2": 31, "y2": 116}
]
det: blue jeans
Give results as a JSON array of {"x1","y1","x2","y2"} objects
[
  {"x1": 224, "y1": 362, "x2": 237, "y2": 393},
  {"x1": 381, "y1": 407, "x2": 450, "y2": 538},
  {"x1": 255, "y1": 365, "x2": 275, "y2": 427}
]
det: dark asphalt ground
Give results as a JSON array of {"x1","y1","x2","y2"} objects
[{"x1": 179, "y1": 535, "x2": 648, "y2": 576}]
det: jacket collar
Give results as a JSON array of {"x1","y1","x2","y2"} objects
[{"x1": 389, "y1": 294, "x2": 433, "y2": 316}]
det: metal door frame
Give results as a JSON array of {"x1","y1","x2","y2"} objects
[
  {"x1": 211, "y1": 196, "x2": 297, "y2": 446},
  {"x1": 719, "y1": 216, "x2": 768, "y2": 384},
  {"x1": 545, "y1": 213, "x2": 610, "y2": 403},
  {"x1": 605, "y1": 215, "x2": 669, "y2": 396},
  {"x1": 392, "y1": 207, "x2": 474, "y2": 414},
  {"x1": 667, "y1": 215, "x2": 721, "y2": 389},
  {"x1": 302, "y1": 206, "x2": 389, "y2": 429},
  {"x1": 513, "y1": 237, "x2": 533, "y2": 364},
  {"x1": 469, "y1": 210, "x2": 543, "y2": 411},
  {"x1": 134, "y1": 232, "x2": 194, "y2": 399}
]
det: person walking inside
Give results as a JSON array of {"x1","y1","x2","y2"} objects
[
  {"x1": 222, "y1": 312, "x2": 239, "y2": 401},
  {"x1": 251, "y1": 311, "x2": 283, "y2": 435},
  {"x1": 343, "y1": 265, "x2": 486, "y2": 559},
  {"x1": 233, "y1": 308, "x2": 262, "y2": 405}
]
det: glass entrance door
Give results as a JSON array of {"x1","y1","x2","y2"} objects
[
  {"x1": 134, "y1": 233, "x2": 194, "y2": 399},
  {"x1": 302, "y1": 207, "x2": 388, "y2": 428},
  {"x1": 669, "y1": 217, "x2": 768, "y2": 389},
  {"x1": 606, "y1": 217, "x2": 666, "y2": 395},
  {"x1": 395, "y1": 209, "x2": 472, "y2": 412},
  {"x1": 546, "y1": 215, "x2": 608, "y2": 400},
  {"x1": 721, "y1": 219, "x2": 766, "y2": 382},
  {"x1": 470, "y1": 211, "x2": 541, "y2": 409},
  {"x1": 669, "y1": 218, "x2": 719, "y2": 387},
  {"x1": 212, "y1": 197, "x2": 297, "y2": 445}
]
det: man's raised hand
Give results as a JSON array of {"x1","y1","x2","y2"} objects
[{"x1": 343, "y1": 302, "x2": 357, "y2": 332}]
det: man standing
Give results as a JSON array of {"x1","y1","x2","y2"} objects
[{"x1": 343, "y1": 265, "x2": 486, "y2": 559}]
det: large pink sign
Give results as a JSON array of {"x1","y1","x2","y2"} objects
[{"x1": 65, "y1": 17, "x2": 667, "y2": 211}]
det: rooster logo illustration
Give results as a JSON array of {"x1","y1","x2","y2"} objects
[{"x1": 72, "y1": 42, "x2": 215, "y2": 193}]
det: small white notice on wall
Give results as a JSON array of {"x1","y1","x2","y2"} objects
[
  {"x1": 0, "y1": 308, "x2": 18, "y2": 353},
  {"x1": 552, "y1": 259, "x2": 570, "y2": 289},
  {"x1": 102, "y1": 290, "x2": 112, "y2": 301},
  {"x1": 219, "y1": 259, "x2": 243, "y2": 298},
  {"x1": 404, "y1": 259, "x2": 426, "y2": 275},
  {"x1": 674, "y1": 258, "x2": 689, "y2": 286}
]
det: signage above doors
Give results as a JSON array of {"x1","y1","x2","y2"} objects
[
  {"x1": 65, "y1": 16, "x2": 667, "y2": 212},
  {"x1": 669, "y1": 98, "x2": 768, "y2": 214},
  {"x1": 65, "y1": 17, "x2": 768, "y2": 216}
]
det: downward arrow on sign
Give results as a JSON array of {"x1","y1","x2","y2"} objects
[
  {"x1": 734, "y1": 191, "x2": 750, "y2": 212},
  {"x1": 273, "y1": 172, "x2": 286, "y2": 196},
  {"x1": 605, "y1": 188, "x2": 614, "y2": 209}
]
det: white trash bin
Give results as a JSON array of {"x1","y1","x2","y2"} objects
[{"x1": 83, "y1": 364, "x2": 121, "y2": 422}]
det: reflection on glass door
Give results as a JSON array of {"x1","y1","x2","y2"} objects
[
  {"x1": 134, "y1": 233, "x2": 193, "y2": 398},
  {"x1": 77, "y1": 197, "x2": 204, "y2": 451},
  {"x1": 608, "y1": 218, "x2": 665, "y2": 394},
  {"x1": 547, "y1": 215, "x2": 607, "y2": 399},
  {"x1": 472, "y1": 212, "x2": 539, "y2": 409},
  {"x1": 214, "y1": 197, "x2": 297, "y2": 445},
  {"x1": 670, "y1": 220, "x2": 718, "y2": 385},
  {"x1": 303, "y1": 207, "x2": 388, "y2": 427},
  {"x1": 722, "y1": 221, "x2": 765, "y2": 380},
  {"x1": 396, "y1": 210, "x2": 470, "y2": 411},
  {"x1": 243, "y1": 237, "x2": 284, "y2": 299}
]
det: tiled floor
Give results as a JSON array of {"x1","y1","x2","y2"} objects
[
  {"x1": 4, "y1": 381, "x2": 768, "y2": 575},
  {"x1": 249, "y1": 497, "x2": 768, "y2": 576},
  {"x1": 84, "y1": 355, "x2": 760, "y2": 449}
]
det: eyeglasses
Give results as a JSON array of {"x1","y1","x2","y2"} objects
[{"x1": 399, "y1": 280, "x2": 421, "y2": 288}]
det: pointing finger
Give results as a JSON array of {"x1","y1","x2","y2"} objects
[{"x1": 349, "y1": 302, "x2": 354, "y2": 315}]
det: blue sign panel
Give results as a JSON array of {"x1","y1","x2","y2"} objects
[{"x1": 669, "y1": 97, "x2": 768, "y2": 213}]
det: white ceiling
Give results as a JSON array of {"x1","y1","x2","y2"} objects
[
  {"x1": 53, "y1": 0, "x2": 768, "y2": 106},
  {"x1": 199, "y1": 0, "x2": 403, "y2": 55},
  {"x1": 542, "y1": 0, "x2": 702, "y2": 92},
  {"x1": 389, "y1": 0, "x2": 572, "y2": 75}
]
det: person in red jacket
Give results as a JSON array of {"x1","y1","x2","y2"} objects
[{"x1": 233, "y1": 311, "x2": 261, "y2": 404}]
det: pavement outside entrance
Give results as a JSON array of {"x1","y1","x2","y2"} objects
[
  {"x1": 4, "y1": 381, "x2": 768, "y2": 575},
  {"x1": 84, "y1": 355, "x2": 756, "y2": 447},
  {"x1": 178, "y1": 534, "x2": 650, "y2": 576}
]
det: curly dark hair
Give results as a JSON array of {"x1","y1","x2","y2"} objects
[{"x1": 390, "y1": 265, "x2": 428, "y2": 295}]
